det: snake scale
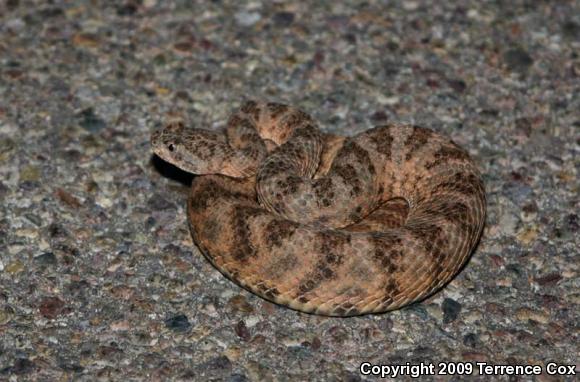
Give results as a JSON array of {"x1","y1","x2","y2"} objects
[{"x1": 151, "y1": 101, "x2": 486, "y2": 316}]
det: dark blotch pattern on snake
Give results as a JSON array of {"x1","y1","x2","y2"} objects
[{"x1": 151, "y1": 101, "x2": 486, "y2": 316}]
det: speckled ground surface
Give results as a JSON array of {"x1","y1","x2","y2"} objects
[{"x1": 1, "y1": 1, "x2": 578, "y2": 381}]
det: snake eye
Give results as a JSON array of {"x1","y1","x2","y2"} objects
[{"x1": 167, "y1": 143, "x2": 175, "y2": 152}]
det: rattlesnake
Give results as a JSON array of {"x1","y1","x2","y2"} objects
[{"x1": 151, "y1": 101, "x2": 486, "y2": 316}]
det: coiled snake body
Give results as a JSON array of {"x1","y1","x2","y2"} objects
[{"x1": 151, "y1": 101, "x2": 486, "y2": 316}]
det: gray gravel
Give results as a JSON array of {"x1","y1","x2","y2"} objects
[{"x1": 1, "y1": 0, "x2": 578, "y2": 381}]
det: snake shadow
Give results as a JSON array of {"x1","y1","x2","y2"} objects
[{"x1": 150, "y1": 154, "x2": 194, "y2": 186}]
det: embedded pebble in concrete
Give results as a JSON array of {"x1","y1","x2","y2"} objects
[{"x1": 0, "y1": 1, "x2": 577, "y2": 380}]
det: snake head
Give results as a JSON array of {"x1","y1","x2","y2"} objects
[{"x1": 151, "y1": 121, "x2": 228, "y2": 175}]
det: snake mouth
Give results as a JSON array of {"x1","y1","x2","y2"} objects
[{"x1": 150, "y1": 128, "x2": 179, "y2": 165}]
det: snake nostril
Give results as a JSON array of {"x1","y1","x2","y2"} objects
[{"x1": 168, "y1": 143, "x2": 175, "y2": 152}]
